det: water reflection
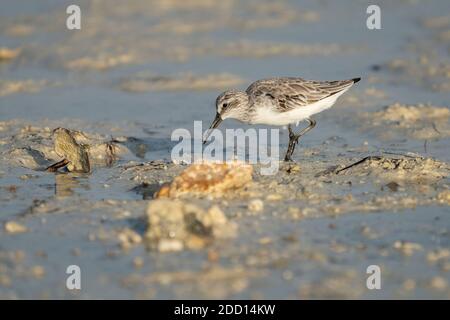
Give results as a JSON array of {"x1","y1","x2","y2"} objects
[{"x1": 54, "y1": 173, "x2": 90, "y2": 197}]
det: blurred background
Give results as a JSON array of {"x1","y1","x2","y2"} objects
[{"x1": 1, "y1": 0, "x2": 448, "y2": 125}]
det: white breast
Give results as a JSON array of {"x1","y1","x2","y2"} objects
[{"x1": 250, "y1": 88, "x2": 349, "y2": 126}]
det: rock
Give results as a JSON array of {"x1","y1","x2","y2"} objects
[
  {"x1": 248, "y1": 199, "x2": 264, "y2": 213},
  {"x1": 385, "y1": 181, "x2": 400, "y2": 192},
  {"x1": 157, "y1": 239, "x2": 184, "y2": 252},
  {"x1": 133, "y1": 256, "x2": 144, "y2": 269},
  {"x1": 0, "y1": 47, "x2": 20, "y2": 61},
  {"x1": 87, "y1": 142, "x2": 121, "y2": 165},
  {"x1": 437, "y1": 190, "x2": 450, "y2": 204},
  {"x1": 145, "y1": 199, "x2": 237, "y2": 252},
  {"x1": 266, "y1": 193, "x2": 283, "y2": 201},
  {"x1": 10, "y1": 147, "x2": 51, "y2": 171},
  {"x1": 429, "y1": 276, "x2": 447, "y2": 291},
  {"x1": 287, "y1": 207, "x2": 301, "y2": 219},
  {"x1": 117, "y1": 228, "x2": 143, "y2": 250},
  {"x1": 4, "y1": 221, "x2": 28, "y2": 234},
  {"x1": 68, "y1": 130, "x2": 126, "y2": 165},
  {"x1": 155, "y1": 161, "x2": 253, "y2": 198},
  {"x1": 30, "y1": 265, "x2": 45, "y2": 279}
]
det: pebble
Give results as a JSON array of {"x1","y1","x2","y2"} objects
[
  {"x1": 266, "y1": 194, "x2": 283, "y2": 201},
  {"x1": 429, "y1": 276, "x2": 447, "y2": 291},
  {"x1": 158, "y1": 239, "x2": 184, "y2": 252},
  {"x1": 30, "y1": 265, "x2": 45, "y2": 279},
  {"x1": 427, "y1": 249, "x2": 450, "y2": 263},
  {"x1": 248, "y1": 199, "x2": 264, "y2": 213},
  {"x1": 4, "y1": 221, "x2": 28, "y2": 234},
  {"x1": 146, "y1": 199, "x2": 237, "y2": 252},
  {"x1": 133, "y1": 256, "x2": 144, "y2": 269},
  {"x1": 393, "y1": 241, "x2": 423, "y2": 256}
]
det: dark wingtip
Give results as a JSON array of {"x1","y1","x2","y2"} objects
[{"x1": 352, "y1": 77, "x2": 361, "y2": 83}]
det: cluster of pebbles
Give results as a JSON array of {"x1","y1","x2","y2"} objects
[{"x1": 145, "y1": 199, "x2": 237, "y2": 252}]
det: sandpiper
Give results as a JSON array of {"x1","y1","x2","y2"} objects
[{"x1": 203, "y1": 77, "x2": 361, "y2": 161}]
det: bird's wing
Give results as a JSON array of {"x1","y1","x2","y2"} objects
[{"x1": 246, "y1": 77, "x2": 357, "y2": 112}]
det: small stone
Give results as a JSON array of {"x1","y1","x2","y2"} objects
[
  {"x1": 393, "y1": 241, "x2": 423, "y2": 256},
  {"x1": 287, "y1": 207, "x2": 302, "y2": 219},
  {"x1": 427, "y1": 249, "x2": 450, "y2": 263},
  {"x1": 71, "y1": 248, "x2": 81, "y2": 256},
  {"x1": 258, "y1": 237, "x2": 272, "y2": 245},
  {"x1": 266, "y1": 193, "x2": 283, "y2": 201},
  {"x1": 30, "y1": 265, "x2": 45, "y2": 279},
  {"x1": 145, "y1": 199, "x2": 237, "y2": 252},
  {"x1": 4, "y1": 221, "x2": 28, "y2": 234},
  {"x1": 385, "y1": 181, "x2": 400, "y2": 192},
  {"x1": 248, "y1": 199, "x2": 264, "y2": 213},
  {"x1": 118, "y1": 228, "x2": 142, "y2": 250},
  {"x1": 207, "y1": 250, "x2": 220, "y2": 262},
  {"x1": 133, "y1": 256, "x2": 144, "y2": 269},
  {"x1": 0, "y1": 47, "x2": 21, "y2": 60},
  {"x1": 157, "y1": 239, "x2": 184, "y2": 252},
  {"x1": 429, "y1": 276, "x2": 447, "y2": 291},
  {"x1": 437, "y1": 190, "x2": 450, "y2": 204}
]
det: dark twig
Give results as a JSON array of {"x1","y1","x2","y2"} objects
[{"x1": 335, "y1": 156, "x2": 383, "y2": 174}]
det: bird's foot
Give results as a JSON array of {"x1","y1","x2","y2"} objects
[{"x1": 284, "y1": 153, "x2": 295, "y2": 162}]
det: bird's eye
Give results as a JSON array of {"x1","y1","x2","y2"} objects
[{"x1": 222, "y1": 103, "x2": 228, "y2": 108}]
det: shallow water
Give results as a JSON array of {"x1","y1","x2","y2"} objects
[{"x1": 0, "y1": 0, "x2": 449, "y2": 299}]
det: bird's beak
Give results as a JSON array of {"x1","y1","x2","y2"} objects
[{"x1": 203, "y1": 113, "x2": 223, "y2": 144}]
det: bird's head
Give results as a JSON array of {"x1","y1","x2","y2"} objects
[
  {"x1": 215, "y1": 90, "x2": 249, "y2": 120},
  {"x1": 203, "y1": 90, "x2": 248, "y2": 143}
]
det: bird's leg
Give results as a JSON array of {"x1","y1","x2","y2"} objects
[
  {"x1": 283, "y1": 119, "x2": 317, "y2": 162},
  {"x1": 294, "y1": 118, "x2": 316, "y2": 144},
  {"x1": 284, "y1": 125, "x2": 297, "y2": 162}
]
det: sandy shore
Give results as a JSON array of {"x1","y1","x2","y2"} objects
[{"x1": 0, "y1": 0, "x2": 449, "y2": 299}]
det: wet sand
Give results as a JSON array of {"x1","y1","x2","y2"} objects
[{"x1": 0, "y1": 0, "x2": 449, "y2": 299}]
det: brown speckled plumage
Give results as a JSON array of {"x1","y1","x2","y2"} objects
[{"x1": 246, "y1": 77, "x2": 359, "y2": 112}]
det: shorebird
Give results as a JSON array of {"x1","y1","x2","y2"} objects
[{"x1": 203, "y1": 77, "x2": 361, "y2": 161}]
